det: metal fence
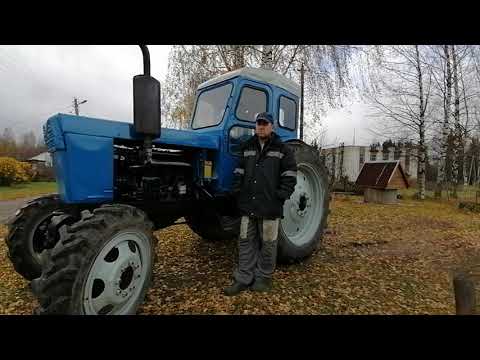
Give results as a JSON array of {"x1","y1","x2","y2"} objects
[
  {"x1": 443, "y1": 185, "x2": 478, "y2": 203},
  {"x1": 409, "y1": 183, "x2": 480, "y2": 203}
]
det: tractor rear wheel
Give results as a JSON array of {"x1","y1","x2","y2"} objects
[
  {"x1": 5, "y1": 194, "x2": 64, "y2": 280},
  {"x1": 31, "y1": 204, "x2": 157, "y2": 315},
  {"x1": 277, "y1": 141, "x2": 330, "y2": 263},
  {"x1": 185, "y1": 214, "x2": 240, "y2": 242}
]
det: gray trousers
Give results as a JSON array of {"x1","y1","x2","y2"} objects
[{"x1": 233, "y1": 216, "x2": 280, "y2": 285}]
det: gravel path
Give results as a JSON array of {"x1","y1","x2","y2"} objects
[{"x1": 0, "y1": 197, "x2": 35, "y2": 224}]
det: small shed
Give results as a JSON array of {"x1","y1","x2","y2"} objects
[{"x1": 355, "y1": 161, "x2": 409, "y2": 204}]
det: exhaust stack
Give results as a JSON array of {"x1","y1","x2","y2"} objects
[{"x1": 133, "y1": 45, "x2": 161, "y2": 163}]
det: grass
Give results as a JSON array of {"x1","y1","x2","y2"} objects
[{"x1": 0, "y1": 182, "x2": 57, "y2": 201}]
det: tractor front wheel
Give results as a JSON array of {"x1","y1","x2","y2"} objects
[
  {"x1": 6, "y1": 194, "x2": 64, "y2": 280},
  {"x1": 31, "y1": 204, "x2": 157, "y2": 315}
]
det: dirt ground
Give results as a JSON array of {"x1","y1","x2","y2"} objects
[
  {"x1": 1, "y1": 194, "x2": 479, "y2": 315},
  {"x1": 0, "y1": 197, "x2": 35, "y2": 224}
]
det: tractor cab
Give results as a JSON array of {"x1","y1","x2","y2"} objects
[
  {"x1": 191, "y1": 67, "x2": 299, "y2": 142},
  {"x1": 188, "y1": 67, "x2": 301, "y2": 193}
]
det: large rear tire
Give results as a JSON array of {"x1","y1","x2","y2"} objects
[
  {"x1": 277, "y1": 141, "x2": 330, "y2": 263},
  {"x1": 5, "y1": 194, "x2": 64, "y2": 280},
  {"x1": 31, "y1": 204, "x2": 157, "y2": 315}
]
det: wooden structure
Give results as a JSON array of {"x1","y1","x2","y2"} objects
[
  {"x1": 355, "y1": 161, "x2": 409, "y2": 204},
  {"x1": 25, "y1": 152, "x2": 55, "y2": 181}
]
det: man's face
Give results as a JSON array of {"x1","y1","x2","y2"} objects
[{"x1": 255, "y1": 120, "x2": 273, "y2": 139}]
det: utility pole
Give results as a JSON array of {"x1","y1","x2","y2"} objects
[
  {"x1": 299, "y1": 62, "x2": 305, "y2": 141},
  {"x1": 73, "y1": 97, "x2": 88, "y2": 116}
]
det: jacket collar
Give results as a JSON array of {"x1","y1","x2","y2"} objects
[{"x1": 251, "y1": 132, "x2": 281, "y2": 148}]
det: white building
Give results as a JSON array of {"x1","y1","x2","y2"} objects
[
  {"x1": 28, "y1": 152, "x2": 53, "y2": 167},
  {"x1": 321, "y1": 144, "x2": 418, "y2": 184}
]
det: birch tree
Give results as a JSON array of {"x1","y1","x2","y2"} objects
[
  {"x1": 162, "y1": 45, "x2": 358, "y2": 135},
  {"x1": 427, "y1": 45, "x2": 453, "y2": 198},
  {"x1": 364, "y1": 45, "x2": 432, "y2": 199},
  {"x1": 451, "y1": 45, "x2": 462, "y2": 196},
  {"x1": 447, "y1": 45, "x2": 479, "y2": 195}
]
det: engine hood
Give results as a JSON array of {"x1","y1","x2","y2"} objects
[{"x1": 44, "y1": 114, "x2": 220, "y2": 152}]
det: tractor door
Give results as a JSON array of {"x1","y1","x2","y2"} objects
[
  {"x1": 219, "y1": 79, "x2": 273, "y2": 192},
  {"x1": 273, "y1": 87, "x2": 299, "y2": 141}
]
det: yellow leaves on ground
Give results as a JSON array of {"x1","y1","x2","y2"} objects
[{"x1": 0, "y1": 193, "x2": 479, "y2": 314}]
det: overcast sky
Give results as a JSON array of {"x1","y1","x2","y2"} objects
[{"x1": 0, "y1": 45, "x2": 373, "y2": 146}]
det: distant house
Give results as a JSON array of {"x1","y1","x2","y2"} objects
[
  {"x1": 321, "y1": 144, "x2": 418, "y2": 186},
  {"x1": 27, "y1": 152, "x2": 52, "y2": 167},
  {"x1": 355, "y1": 161, "x2": 409, "y2": 204},
  {"x1": 25, "y1": 152, "x2": 55, "y2": 181}
]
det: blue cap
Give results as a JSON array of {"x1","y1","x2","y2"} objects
[{"x1": 255, "y1": 112, "x2": 274, "y2": 124}]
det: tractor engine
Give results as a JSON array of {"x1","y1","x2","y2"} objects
[{"x1": 113, "y1": 141, "x2": 194, "y2": 202}]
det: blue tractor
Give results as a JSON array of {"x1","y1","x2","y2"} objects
[{"x1": 6, "y1": 46, "x2": 330, "y2": 314}]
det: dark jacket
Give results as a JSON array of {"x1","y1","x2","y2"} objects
[{"x1": 232, "y1": 132, "x2": 297, "y2": 219}]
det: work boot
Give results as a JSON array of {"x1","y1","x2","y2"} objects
[
  {"x1": 251, "y1": 278, "x2": 272, "y2": 293},
  {"x1": 223, "y1": 281, "x2": 249, "y2": 296}
]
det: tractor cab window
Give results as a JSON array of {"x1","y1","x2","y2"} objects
[
  {"x1": 192, "y1": 83, "x2": 233, "y2": 129},
  {"x1": 229, "y1": 126, "x2": 255, "y2": 156},
  {"x1": 236, "y1": 86, "x2": 268, "y2": 122},
  {"x1": 279, "y1": 96, "x2": 297, "y2": 130}
]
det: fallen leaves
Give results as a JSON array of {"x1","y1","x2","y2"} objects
[
  {"x1": 0, "y1": 225, "x2": 37, "y2": 315},
  {"x1": 0, "y1": 194, "x2": 479, "y2": 314}
]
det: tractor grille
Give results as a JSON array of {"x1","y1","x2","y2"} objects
[
  {"x1": 43, "y1": 118, "x2": 65, "y2": 153},
  {"x1": 43, "y1": 123, "x2": 54, "y2": 152}
]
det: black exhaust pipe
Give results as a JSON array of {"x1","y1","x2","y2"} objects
[
  {"x1": 139, "y1": 45, "x2": 151, "y2": 76},
  {"x1": 133, "y1": 45, "x2": 161, "y2": 164}
]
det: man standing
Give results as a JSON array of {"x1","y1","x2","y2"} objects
[{"x1": 224, "y1": 112, "x2": 297, "y2": 296}]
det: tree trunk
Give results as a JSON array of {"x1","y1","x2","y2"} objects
[
  {"x1": 415, "y1": 45, "x2": 426, "y2": 200},
  {"x1": 468, "y1": 156, "x2": 474, "y2": 185},
  {"x1": 262, "y1": 45, "x2": 273, "y2": 70},
  {"x1": 477, "y1": 155, "x2": 480, "y2": 187},
  {"x1": 460, "y1": 61, "x2": 470, "y2": 187},
  {"x1": 451, "y1": 45, "x2": 461, "y2": 197},
  {"x1": 454, "y1": 272, "x2": 477, "y2": 315},
  {"x1": 435, "y1": 45, "x2": 452, "y2": 198},
  {"x1": 231, "y1": 45, "x2": 245, "y2": 70}
]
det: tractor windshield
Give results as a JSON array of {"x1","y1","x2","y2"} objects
[{"x1": 191, "y1": 83, "x2": 232, "y2": 129}]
